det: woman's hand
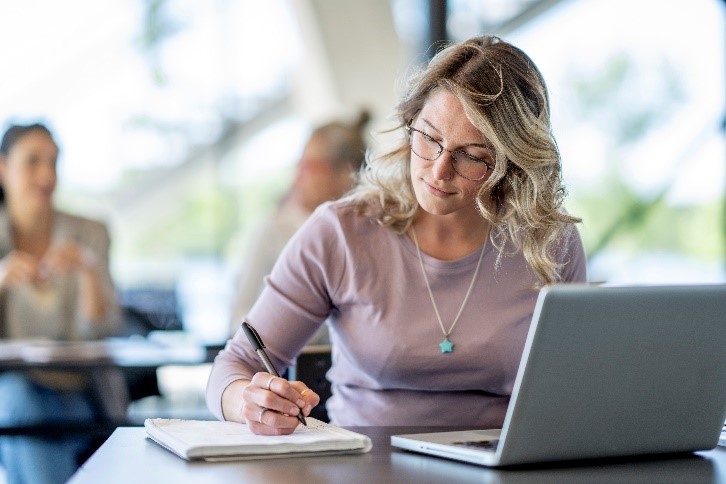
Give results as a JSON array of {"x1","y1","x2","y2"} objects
[
  {"x1": 0, "y1": 250, "x2": 39, "y2": 288},
  {"x1": 222, "y1": 373, "x2": 320, "y2": 436},
  {"x1": 37, "y1": 241, "x2": 96, "y2": 280},
  {"x1": 0, "y1": 243, "x2": 97, "y2": 290},
  {"x1": 39, "y1": 242, "x2": 111, "y2": 322}
]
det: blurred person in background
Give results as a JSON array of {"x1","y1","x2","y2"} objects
[
  {"x1": 229, "y1": 111, "x2": 370, "y2": 339},
  {"x1": 0, "y1": 123, "x2": 124, "y2": 484}
]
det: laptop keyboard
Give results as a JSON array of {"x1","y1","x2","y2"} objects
[{"x1": 452, "y1": 439, "x2": 499, "y2": 450}]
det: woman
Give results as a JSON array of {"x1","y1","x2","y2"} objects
[
  {"x1": 0, "y1": 123, "x2": 123, "y2": 484},
  {"x1": 206, "y1": 35, "x2": 587, "y2": 435}
]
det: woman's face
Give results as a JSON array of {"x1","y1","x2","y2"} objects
[
  {"x1": 409, "y1": 89, "x2": 494, "y2": 219},
  {"x1": 292, "y1": 134, "x2": 354, "y2": 212},
  {"x1": 0, "y1": 130, "x2": 58, "y2": 212}
]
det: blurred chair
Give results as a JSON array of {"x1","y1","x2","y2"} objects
[
  {"x1": 120, "y1": 288, "x2": 218, "y2": 423},
  {"x1": 119, "y1": 288, "x2": 184, "y2": 402},
  {"x1": 119, "y1": 287, "x2": 183, "y2": 335}
]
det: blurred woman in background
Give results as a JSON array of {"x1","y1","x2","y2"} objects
[
  {"x1": 0, "y1": 123, "x2": 123, "y2": 484},
  {"x1": 229, "y1": 111, "x2": 370, "y2": 336}
]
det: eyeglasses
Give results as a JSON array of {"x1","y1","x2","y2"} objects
[{"x1": 406, "y1": 123, "x2": 492, "y2": 181}]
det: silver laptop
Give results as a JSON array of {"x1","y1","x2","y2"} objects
[{"x1": 391, "y1": 283, "x2": 726, "y2": 467}]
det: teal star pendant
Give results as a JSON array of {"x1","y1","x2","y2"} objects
[{"x1": 439, "y1": 338, "x2": 454, "y2": 353}]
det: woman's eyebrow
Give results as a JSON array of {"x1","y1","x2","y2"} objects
[{"x1": 421, "y1": 118, "x2": 494, "y2": 150}]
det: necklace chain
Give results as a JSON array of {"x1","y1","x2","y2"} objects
[{"x1": 411, "y1": 226, "x2": 486, "y2": 346}]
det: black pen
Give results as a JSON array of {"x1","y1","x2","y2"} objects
[{"x1": 241, "y1": 321, "x2": 307, "y2": 427}]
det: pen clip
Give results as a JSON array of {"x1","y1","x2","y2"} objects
[{"x1": 241, "y1": 321, "x2": 265, "y2": 351}]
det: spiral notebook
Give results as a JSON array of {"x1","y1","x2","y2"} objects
[{"x1": 144, "y1": 418, "x2": 372, "y2": 461}]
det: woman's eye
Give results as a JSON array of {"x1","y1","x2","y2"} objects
[{"x1": 461, "y1": 152, "x2": 487, "y2": 163}]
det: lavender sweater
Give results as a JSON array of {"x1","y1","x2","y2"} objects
[{"x1": 207, "y1": 199, "x2": 587, "y2": 427}]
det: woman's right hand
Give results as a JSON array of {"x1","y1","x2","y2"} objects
[
  {"x1": 222, "y1": 372, "x2": 320, "y2": 436},
  {"x1": 0, "y1": 251, "x2": 39, "y2": 289}
]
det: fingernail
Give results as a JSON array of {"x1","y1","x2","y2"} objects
[
  {"x1": 305, "y1": 405, "x2": 312, "y2": 415},
  {"x1": 290, "y1": 406, "x2": 300, "y2": 415},
  {"x1": 296, "y1": 399, "x2": 305, "y2": 407}
]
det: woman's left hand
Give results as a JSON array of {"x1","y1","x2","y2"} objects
[{"x1": 37, "y1": 242, "x2": 96, "y2": 280}]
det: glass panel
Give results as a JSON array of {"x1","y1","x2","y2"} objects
[{"x1": 446, "y1": 0, "x2": 726, "y2": 284}]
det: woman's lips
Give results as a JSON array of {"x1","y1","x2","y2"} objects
[
  {"x1": 423, "y1": 180, "x2": 454, "y2": 197},
  {"x1": 34, "y1": 187, "x2": 55, "y2": 200}
]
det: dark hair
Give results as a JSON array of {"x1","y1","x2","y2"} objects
[
  {"x1": 0, "y1": 122, "x2": 56, "y2": 204},
  {"x1": 0, "y1": 123, "x2": 55, "y2": 156}
]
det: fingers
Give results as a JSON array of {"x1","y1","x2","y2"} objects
[
  {"x1": 256, "y1": 373, "x2": 308, "y2": 413},
  {"x1": 0, "y1": 244, "x2": 95, "y2": 287},
  {"x1": 242, "y1": 373, "x2": 306, "y2": 435},
  {"x1": 39, "y1": 242, "x2": 84, "y2": 277},
  {"x1": 290, "y1": 381, "x2": 320, "y2": 417},
  {"x1": 0, "y1": 251, "x2": 39, "y2": 287},
  {"x1": 242, "y1": 373, "x2": 323, "y2": 435}
]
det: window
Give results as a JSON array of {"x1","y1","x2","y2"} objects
[
  {"x1": 446, "y1": 0, "x2": 726, "y2": 283},
  {"x1": 0, "y1": 0, "x2": 304, "y2": 342}
]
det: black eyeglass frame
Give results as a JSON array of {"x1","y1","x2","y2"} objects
[{"x1": 405, "y1": 122, "x2": 493, "y2": 181}]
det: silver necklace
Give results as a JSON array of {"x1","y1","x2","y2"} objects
[{"x1": 411, "y1": 226, "x2": 486, "y2": 354}]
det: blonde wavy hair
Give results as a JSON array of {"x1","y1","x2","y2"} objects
[{"x1": 349, "y1": 35, "x2": 581, "y2": 285}]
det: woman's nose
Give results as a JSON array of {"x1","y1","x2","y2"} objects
[
  {"x1": 37, "y1": 160, "x2": 57, "y2": 183},
  {"x1": 430, "y1": 151, "x2": 455, "y2": 180}
]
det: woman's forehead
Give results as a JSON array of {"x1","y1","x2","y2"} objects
[{"x1": 419, "y1": 90, "x2": 493, "y2": 148}]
